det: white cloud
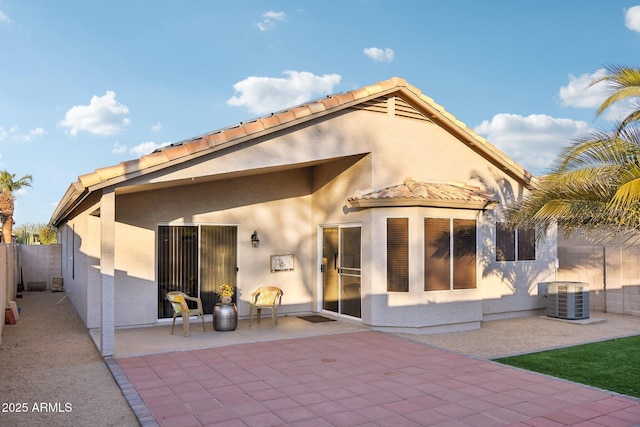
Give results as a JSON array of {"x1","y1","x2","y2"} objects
[
  {"x1": 257, "y1": 11, "x2": 286, "y2": 31},
  {"x1": 129, "y1": 141, "x2": 171, "y2": 157},
  {"x1": 363, "y1": 47, "x2": 394, "y2": 62},
  {"x1": 19, "y1": 127, "x2": 46, "y2": 142},
  {"x1": 559, "y1": 68, "x2": 636, "y2": 121},
  {"x1": 0, "y1": 126, "x2": 46, "y2": 142},
  {"x1": 626, "y1": 5, "x2": 640, "y2": 32},
  {"x1": 558, "y1": 69, "x2": 609, "y2": 109},
  {"x1": 475, "y1": 113, "x2": 591, "y2": 174},
  {"x1": 227, "y1": 71, "x2": 342, "y2": 115},
  {"x1": 0, "y1": 11, "x2": 11, "y2": 24},
  {"x1": 112, "y1": 141, "x2": 127, "y2": 154},
  {"x1": 58, "y1": 91, "x2": 130, "y2": 136},
  {"x1": 150, "y1": 121, "x2": 162, "y2": 132}
]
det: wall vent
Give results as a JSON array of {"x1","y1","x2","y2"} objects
[
  {"x1": 350, "y1": 96, "x2": 432, "y2": 122},
  {"x1": 547, "y1": 281, "x2": 590, "y2": 320}
]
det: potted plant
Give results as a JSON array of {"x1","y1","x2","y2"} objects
[
  {"x1": 213, "y1": 284, "x2": 238, "y2": 331},
  {"x1": 219, "y1": 284, "x2": 234, "y2": 305}
]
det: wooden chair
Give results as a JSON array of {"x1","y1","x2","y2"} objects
[
  {"x1": 249, "y1": 286, "x2": 283, "y2": 327},
  {"x1": 166, "y1": 291, "x2": 205, "y2": 336}
]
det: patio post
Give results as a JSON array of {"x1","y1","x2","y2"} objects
[{"x1": 100, "y1": 189, "x2": 115, "y2": 357}]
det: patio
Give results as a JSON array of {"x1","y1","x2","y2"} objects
[{"x1": 89, "y1": 314, "x2": 369, "y2": 358}]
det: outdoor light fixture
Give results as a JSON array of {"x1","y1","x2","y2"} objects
[{"x1": 251, "y1": 231, "x2": 259, "y2": 248}]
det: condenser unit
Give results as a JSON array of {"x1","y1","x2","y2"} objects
[{"x1": 547, "y1": 281, "x2": 589, "y2": 320}]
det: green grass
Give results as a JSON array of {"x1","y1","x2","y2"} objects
[{"x1": 494, "y1": 335, "x2": 640, "y2": 398}]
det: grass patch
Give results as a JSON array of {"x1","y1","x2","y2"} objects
[{"x1": 494, "y1": 335, "x2": 640, "y2": 398}]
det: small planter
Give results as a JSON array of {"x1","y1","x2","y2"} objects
[{"x1": 213, "y1": 303, "x2": 238, "y2": 331}]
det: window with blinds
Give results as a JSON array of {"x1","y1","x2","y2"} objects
[
  {"x1": 425, "y1": 218, "x2": 477, "y2": 291},
  {"x1": 496, "y1": 222, "x2": 535, "y2": 261},
  {"x1": 387, "y1": 218, "x2": 409, "y2": 292},
  {"x1": 452, "y1": 219, "x2": 476, "y2": 290}
]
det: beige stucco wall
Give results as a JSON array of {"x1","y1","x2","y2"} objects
[
  {"x1": 62, "y1": 107, "x2": 556, "y2": 331},
  {"x1": 112, "y1": 168, "x2": 315, "y2": 327}
]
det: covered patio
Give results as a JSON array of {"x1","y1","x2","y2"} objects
[{"x1": 90, "y1": 314, "x2": 369, "y2": 358}]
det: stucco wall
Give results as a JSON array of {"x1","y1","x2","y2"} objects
[
  {"x1": 60, "y1": 107, "x2": 556, "y2": 331},
  {"x1": 112, "y1": 168, "x2": 316, "y2": 327}
]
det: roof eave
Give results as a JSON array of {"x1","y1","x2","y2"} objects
[{"x1": 49, "y1": 182, "x2": 88, "y2": 227}]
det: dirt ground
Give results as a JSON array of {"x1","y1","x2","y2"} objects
[{"x1": 0, "y1": 291, "x2": 138, "y2": 427}]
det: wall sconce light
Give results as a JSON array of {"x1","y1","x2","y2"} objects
[{"x1": 251, "y1": 231, "x2": 260, "y2": 248}]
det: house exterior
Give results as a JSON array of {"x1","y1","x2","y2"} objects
[{"x1": 50, "y1": 77, "x2": 556, "y2": 357}]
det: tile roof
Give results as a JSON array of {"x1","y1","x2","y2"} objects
[
  {"x1": 346, "y1": 178, "x2": 498, "y2": 210},
  {"x1": 51, "y1": 77, "x2": 526, "y2": 224},
  {"x1": 75, "y1": 77, "x2": 529, "y2": 189}
]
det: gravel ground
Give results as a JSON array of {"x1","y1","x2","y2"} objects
[
  {"x1": 0, "y1": 291, "x2": 138, "y2": 427},
  {"x1": 396, "y1": 312, "x2": 640, "y2": 359},
  {"x1": 2, "y1": 290, "x2": 640, "y2": 427}
]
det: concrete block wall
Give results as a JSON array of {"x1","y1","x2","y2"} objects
[
  {"x1": 601, "y1": 285, "x2": 640, "y2": 317},
  {"x1": 557, "y1": 230, "x2": 640, "y2": 317},
  {"x1": 20, "y1": 244, "x2": 62, "y2": 290}
]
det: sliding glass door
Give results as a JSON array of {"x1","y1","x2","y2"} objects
[{"x1": 158, "y1": 225, "x2": 237, "y2": 318}]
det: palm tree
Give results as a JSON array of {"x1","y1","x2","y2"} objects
[
  {"x1": 0, "y1": 170, "x2": 33, "y2": 243},
  {"x1": 506, "y1": 65, "x2": 640, "y2": 240},
  {"x1": 592, "y1": 65, "x2": 640, "y2": 132}
]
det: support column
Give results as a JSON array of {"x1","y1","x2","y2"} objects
[{"x1": 100, "y1": 189, "x2": 116, "y2": 357}]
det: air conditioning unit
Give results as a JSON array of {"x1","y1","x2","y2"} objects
[{"x1": 547, "y1": 281, "x2": 589, "y2": 320}]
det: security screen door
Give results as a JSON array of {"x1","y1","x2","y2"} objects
[
  {"x1": 158, "y1": 225, "x2": 237, "y2": 318},
  {"x1": 321, "y1": 226, "x2": 361, "y2": 318}
]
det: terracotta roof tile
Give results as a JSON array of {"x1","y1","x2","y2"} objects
[
  {"x1": 276, "y1": 110, "x2": 297, "y2": 124},
  {"x1": 307, "y1": 101, "x2": 326, "y2": 114},
  {"x1": 140, "y1": 151, "x2": 169, "y2": 168},
  {"x1": 163, "y1": 144, "x2": 191, "y2": 161},
  {"x1": 122, "y1": 159, "x2": 143, "y2": 174},
  {"x1": 320, "y1": 96, "x2": 341, "y2": 109},
  {"x1": 334, "y1": 93, "x2": 356, "y2": 104},
  {"x1": 78, "y1": 172, "x2": 102, "y2": 187},
  {"x1": 185, "y1": 138, "x2": 209, "y2": 154},
  {"x1": 350, "y1": 87, "x2": 371, "y2": 100},
  {"x1": 388, "y1": 77, "x2": 408, "y2": 88},
  {"x1": 362, "y1": 83, "x2": 383, "y2": 95},
  {"x1": 203, "y1": 132, "x2": 229, "y2": 148},
  {"x1": 347, "y1": 178, "x2": 497, "y2": 209},
  {"x1": 242, "y1": 120, "x2": 266, "y2": 135},
  {"x1": 222, "y1": 125, "x2": 247, "y2": 141},
  {"x1": 291, "y1": 105, "x2": 312, "y2": 119},
  {"x1": 95, "y1": 164, "x2": 126, "y2": 181},
  {"x1": 62, "y1": 76, "x2": 529, "y2": 194},
  {"x1": 258, "y1": 115, "x2": 281, "y2": 129}
]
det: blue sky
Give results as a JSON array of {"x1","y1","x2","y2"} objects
[{"x1": 1, "y1": 0, "x2": 640, "y2": 225}]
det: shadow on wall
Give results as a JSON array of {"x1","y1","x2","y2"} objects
[{"x1": 471, "y1": 169, "x2": 556, "y2": 296}]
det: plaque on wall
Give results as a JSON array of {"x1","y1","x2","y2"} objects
[{"x1": 271, "y1": 254, "x2": 294, "y2": 272}]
